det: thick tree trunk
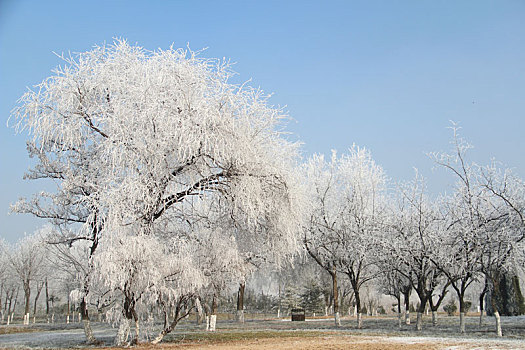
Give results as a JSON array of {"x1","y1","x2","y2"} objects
[
  {"x1": 115, "y1": 318, "x2": 131, "y2": 346},
  {"x1": 80, "y1": 298, "x2": 97, "y2": 344},
  {"x1": 194, "y1": 297, "x2": 203, "y2": 325},
  {"x1": 208, "y1": 295, "x2": 218, "y2": 332},
  {"x1": 236, "y1": 282, "x2": 245, "y2": 323},
  {"x1": 432, "y1": 311, "x2": 437, "y2": 326},
  {"x1": 479, "y1": 279, "x2": 487, "y2": 327},
  {"x1": 403, "y1": 291, "x2": 411, "y2": 325},
  {"x1": 405, "y1": 311, "x2": 410, "y2": 324},
  {"x1": 114, "y1": 296, "x2": 136, "y2": 346},
  {"x1": 331, "y1": 269, "x2": 341, "y2": 327},
  {"x1": 355, "y1": 290, "x2": 362, "y2": 329},
  {"x1": 416, "y1": 312, "x2": 423, "y2": 331},
  {"x1": 459, "y1": 312, "x2": 466, "y2": 333},
  {"x1": 23, "y1": 282, "x2": 31, "y2": 317},
  {"x1": 490, "y1": 273, "x2": 503, "y2": 337},
  {"x1": 415, "y1": 298, "x2": 426, "y2": 331},
  {"x1": 458, "y1": 293, "x2": 466, "y2": 333},
  {"x1": 494, "y1": 310, "x2": 502, "y2": 337},
  {"x1": 132, "y1": 314, "x2": 140, "y2": 345}
]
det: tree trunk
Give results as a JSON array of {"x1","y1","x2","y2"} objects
[
  {"x1": 416, "y1": 312, "x2": 423, "y2": 330},
  {"x1": 236, "y1": 282, "x2": 245, "y2": 323},
  {"x1": 490, "y1": 272, "x2": 503, "y2": 337},
  {"x1": 115, "y1": 318, "x2": 131, "y2": 346},
  {"x1": 33, "y1": 281, "x2": 44, "y2": 316},
  {"x1": 67, "y1": 293, "x2": 70, "y2": 320},
  {"x1": 458, "y1": 293, "x2": 466, "y2": 333},
  {"x1": 397, "y1": 296, "x2": 402, "y2": 328},
  {"x1": 208, "y1": 294, "x2": 218, "y2": 332},
  {"x1": 80, "y1": 298, "x2": 97, "y2": 344},
  {"x1": 494, "y1": 310, "x2": 502, "y2": 337},
  {"x1": 331, "y1": 269, "x2": 341, "y2": 327},
  {"x1": 432, "y1": 311, "x2": 437, "y2": 326},
  {"x1": 3, "y1": 290, "x2": 8, "y2": 315},
  {"x1": 459, "y1": 312, "x2": 466, "y2": 333},
  {"x1": 115, "y1": 296, "x2": 135, "y2": 346},
  {"x1": 131, "y1": 310, "x2": 140, "y2": 345},
  {"x1": 355, "y1": 289, "x2": 362, "y2": 329},
  {"x1": 479, "y1": 278, "x2": 488, "y2": 327},
  {"x1": 12, "y1": 287, "x2": 19, "y2": 316},
  {"x1": 195, "y1": 297, "x2": 203, "y2": 325},
  {"x1": 403, "y1": 290, "x2": 410, "y2": 325},
  {"x1": 45, "y1": 279, "x2": 49, "y2": 316},
  {"x1": 23, "y1": 281, "x2": 31, "y2": 316},
  {"x1": 415, "y1": 298, "x2": 426, "y2": 331}
]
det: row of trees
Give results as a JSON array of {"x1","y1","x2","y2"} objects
[
  {"x1": 304, "y1": 128, "x2": 525, "y2": 336},
  {"x1": 6, "y1": 40, "x2": 525, "y2": 344},
  {"x1": 0, "y1": 231, "x2": 99, "y2": 326}
]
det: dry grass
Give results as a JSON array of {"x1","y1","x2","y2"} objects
[
  {"x1": 91, "y1": 335, "x2": 505, "y2": 350},
  {"x1": 0, "y1": 325, "x2": 42, "y2": 335}
]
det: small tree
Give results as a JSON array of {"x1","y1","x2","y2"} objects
[
  {"x1": 444, "y1": 299, "x2": 457, "y2": 316},
  {"x1": 300, "y1": 280, "x2": 324, "y2": 315}
]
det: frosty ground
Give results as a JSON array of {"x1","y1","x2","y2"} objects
[{"x1": 1, "y1": 315, "x2": 524, "y2": 349}]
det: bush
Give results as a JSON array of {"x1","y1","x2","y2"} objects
[
  {"x1": 463, "y1": 301, "x2": 472, "y2": 315},
  {"x1": 443, "y1": 300, "x2": 457, "y2": 316},
  {"x1": 361, "y1": 305, "x2": 368, "y2": 315},
  {"x1": 377, "y1": 305, "x2": 386, "y2": 315}
]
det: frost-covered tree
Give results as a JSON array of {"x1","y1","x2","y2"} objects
[
  {"x1": 303, "y1": 151, "x2": 346, "y2": 326},
  {"x1": 377, "y1": 264, "x2": 411, "y2": 327},
  {"x1": 430, "y1": 127, "x2": 494, "y2": 333},
  {"x1": 304, "y1": 147, "x2": 387, "y2": 327},
  {"x1": 477, "y1": 164, "x2": 525, "y2": 336},
  {"x1": 383, "y1": 173, "x2": 447, "y2": 331},
  {"x1": 0, "y1": 239, "x2": 9, "y2": 323},
  {"x1": 6, "y1": 232, "x2": 46, "y2": 323},
  {"x1": 12, "y1": 40, "x2": 303, "y2": 343},
  {"x1": 332, "y1": 147, "x2": 387, "y2": 328},
  {"x1": 431, "y1": 126, "x2": 523, "y2": 336}
]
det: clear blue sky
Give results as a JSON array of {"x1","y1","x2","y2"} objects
[{"x1": 1, "y1": 0, "x2": 525, "y2": 242}]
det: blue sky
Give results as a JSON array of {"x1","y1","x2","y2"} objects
[{"x1": 1, "y1": 0, "x2": 525, "y2": 242}]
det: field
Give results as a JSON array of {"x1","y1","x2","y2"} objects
[{"x1": 0, "y1": 314, "x2": 524, "y2": 349}]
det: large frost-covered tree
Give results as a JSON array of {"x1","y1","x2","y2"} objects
[{"x1": 12, "y1": 40, "x2": 303, "y2": 343}]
